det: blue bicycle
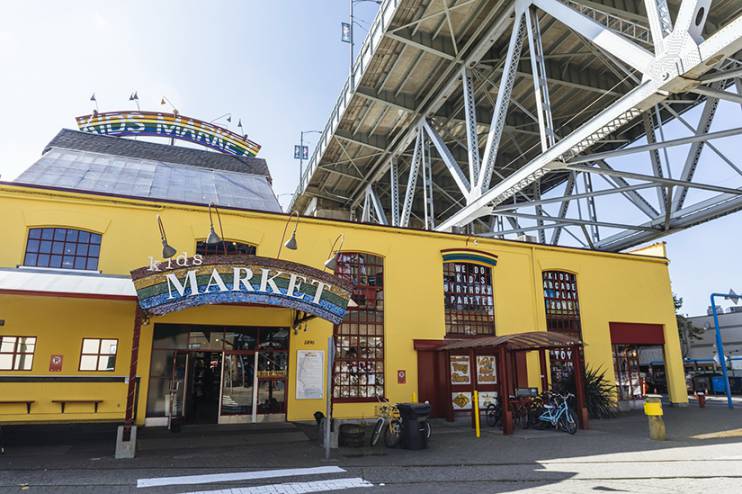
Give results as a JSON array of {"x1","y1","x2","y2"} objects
[{"x1": 536, "y1": 392, "x2": 577, "y2": 434}]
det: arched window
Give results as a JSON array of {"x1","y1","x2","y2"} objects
[
  {"x1": 443, "y1": 262, "x2": 495, "y2": 337},
  {"x1": 332, "y1": 252, "x2": 384, "y2": 401},
  {"x1": 543, "y1": 270, "x2": 582, "y2": 385},
  {"x1": 23, "y1": 227, "x2": 102, "y2": 271},
  {"x1": 195, "y1": 240, "x2": 256, "y2": 256}
]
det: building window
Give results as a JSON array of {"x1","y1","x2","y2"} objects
[
  {"x1": 332, "y1": 253, "x2": 384, "y2": 401},
  {"x1": 443, "y1": 262, "x2": 495, "y2": 337},
  {"x1": 0, "y1": 336, "x2": 36, "y2": 371},
  {"x1": 79, "y1": 338, "x2": 118, "y2": 371},
  {"x1": 543, "y1": 271, "x2": 581, "y2": 387},
  {"x1": 195, "y1": 240, "x2": 256, "y2": 256},
  {"x1": 23, "y1": 227, "x2": 102, "y2": 270},
  {"x1": 543, "y1": 271, "x2": 581, "y2": 335}
]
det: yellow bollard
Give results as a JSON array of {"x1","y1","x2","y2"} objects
[
  {"x1": 473, "y1": 390, "x2": 481, "y2": 438},
  {"x1": 644, "y1": 394, "x2": 666, "y2": 441},
  {"x1": 412, "y1": 391, "x2": 417, "y2": 403}
]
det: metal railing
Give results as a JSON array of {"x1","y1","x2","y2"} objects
[{"x1": 289, "y1": 0, "x2": 400, "y2": 211}]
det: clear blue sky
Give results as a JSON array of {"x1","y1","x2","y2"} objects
[{"x1": 0, "y1": 1, "x2": 739, "y2": 316}]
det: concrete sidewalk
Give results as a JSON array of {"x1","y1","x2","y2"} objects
[{"x1": 0, "y1": 406, "x2": 741, "y2": 493}]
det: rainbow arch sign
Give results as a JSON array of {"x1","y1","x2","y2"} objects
[{"x1": 76, "y1": 111, "x2": 261, "y2": 157}]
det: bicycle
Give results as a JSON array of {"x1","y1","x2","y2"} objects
[
  {"x1": 536, "y1": 392, "x2": 577, "y2": 434},
  {"x1": 370, "y1": 397, "x2": 401, "y2": 447}
]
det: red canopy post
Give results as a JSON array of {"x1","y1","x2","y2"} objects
[
  {"x1": 539, "y1": 348, "x2": 548, "y2": 392},
  {"x1": 123, "y1": 306, "x2": 145, "y2": 441},
  {"x1": 498, "y1": 345, "x2": 513, "y2": 435},
  {"x1": 444, "y1": 350, "x2": 454, "y2": 422},
  {"x1": 571, "y1": 343, "x2": 589, "y2": 429}
]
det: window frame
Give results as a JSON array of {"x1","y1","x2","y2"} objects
[
  {"x1": 22, "y1": 227, "x2": 102, "y2": 271},
  {"x1": 195, "y1": 239, "x2": 257, "y2": 257},
  {"x1": 78, "y1": 338, "x2": 119, "y2": 372},
  {"x1": 443, "y1": 261, "x2": 496, "y2": 338},
  {"x1": 0, "y1": 336, "x2": 37, "y2": 371},
  {"x1": 332, "y1": 251, "x2": 385, "y2": 403}
]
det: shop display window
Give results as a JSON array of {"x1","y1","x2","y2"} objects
[
  {"x1": 23, "y1": 227, "x2": 101, "y2": 271},
  {"x1": 195, "y1": 240, "x2": 256, "y2": 256},
  {"x1": 543, "y1": 271, "x2": 581, "y2": 333},
  {"x1": 333, "y1": 252, "x2": 385, "y2": 401},
  {"x1": 79, "y1": 338, "x2": 118, "y2": 371},
  {"x1": 613, "y1": 344, "x2": 643, "y2": 401},
  {"x1": 443, "y1": 262, "x2": 495, "y2": 337},
  {"x1": 0, "y1": 336, "x2": 36, "y2": 371}
]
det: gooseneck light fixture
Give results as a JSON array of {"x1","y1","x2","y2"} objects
[
  {"x1": 323, "y1": 234, "x2": 345, "y2": 271},
  {"x1": 206, "y1": 203, "x2": 226, "y2": 251},
  {"x1": 277, "y1": 211, "x2": 300, "y2": 259},
  {"x1": 157, "y1": 215, "x2": 177, "y2": 259}
]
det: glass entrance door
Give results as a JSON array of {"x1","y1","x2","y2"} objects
[{"x1": 219, "y1": 352, "x2": 256, "y2": 423}]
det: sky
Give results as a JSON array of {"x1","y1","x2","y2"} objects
[{"x1": 0, "y1": 0, "x2": 739, "y2": 316}]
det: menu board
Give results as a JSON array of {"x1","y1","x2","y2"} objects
[
  {"x1": 296, "y1": 350, "x2": 324, "y2": 400},
  {"x1": 451, "y1": 392, "x2": 472, "y2": 410},
  {"x1": 450, "y1": 355, "x2": 471, "y2": 385},
  {"x1": 476, "y1": 355, "x2": 497, "y2": 384}
]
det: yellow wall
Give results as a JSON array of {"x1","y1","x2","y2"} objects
[{"x1": 0, "y1": 184, "x2": 688, "y2": 425}]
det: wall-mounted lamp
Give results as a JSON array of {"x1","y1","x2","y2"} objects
[
  {"x1": 277, "y1": 211, "x2": 300, "y2": 259},
  {"x1": 324, "y1": 234, "x2": 345, "y2": 271},
  {"x1": 206, "y1": 203, "x2": 225, "y2": 250},
  {"x1": 157, "y1": 215, "x2": 177, "y2": 259}
]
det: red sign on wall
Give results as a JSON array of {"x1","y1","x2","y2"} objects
[
  {"x1": 397, "y1": 370, "x2": 406, "y2": 384},
  {"x1": 49, "y1": 354, "x2": 63, "y2": 372}
]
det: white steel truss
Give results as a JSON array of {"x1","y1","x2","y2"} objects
[{"x1": 290, "y1": 0, "x2": 742, "y2": 252}]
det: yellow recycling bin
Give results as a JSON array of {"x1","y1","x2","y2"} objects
[{"x1": 644, "y1": 394, "x2": 666, "y2": 441}]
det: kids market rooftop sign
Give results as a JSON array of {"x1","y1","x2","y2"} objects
[
  {"x1": 76, "y1": 111, "x2": 261, "y2": 158},
  {"x1": 130, "y1": 255, "x2": 353, "y2": 325}
]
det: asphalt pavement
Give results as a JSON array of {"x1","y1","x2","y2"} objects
[{"x1": 1, "y1": 405, "x2": 742, "y2": 493}]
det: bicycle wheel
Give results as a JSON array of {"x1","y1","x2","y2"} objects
[
  {"x1": 370, "y1": 418, "x2": 385, "y2": 446},
  {"x1": 384, "y1": 419, "x2": 401, "y2": 447},
  {"x1": 485, "y1": 404, "x2": 500, "y2": 427},
  {"x1": 559, "y1": 410, "x2": 577, "y2": 435},
  {"x1": 421, "y1": 420, "x2": 432, "y2": 439}
]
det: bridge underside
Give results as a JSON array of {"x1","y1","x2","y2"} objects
[{"x1": 290, "y1": 0, "x2": 742, "y2": 251}]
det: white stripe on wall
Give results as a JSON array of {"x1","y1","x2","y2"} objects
[
  {"x1": 181, "y1": 477, "x2": 373, "y2": 494},
  {"x1": 137, "y1": 466, "x2": 346, "y2": 488}
]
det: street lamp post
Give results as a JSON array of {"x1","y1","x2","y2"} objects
[
  {"x1": 345, "y1": 0, "x2": 381, "y2": 88},
  {"x1": 710, "y1": 289, "x2": 741, "y2": 409},
  {"x1": 294, "y1": 130, "x2": 322, "y2": 192}
]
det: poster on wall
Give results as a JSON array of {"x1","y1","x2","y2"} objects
[
  {"x1": 296, "y1": 350, "x2": 324, "y2": 400},
  {"x1": 450, "y1": 355, "x2": 471, "y2": 385},
  {"x1": 451, "y1": 392, "x2": 472, "y2": 410},
  {"x1": 478, "y1": 391, "x2": 499, "y2": 409},
  {"x1": 476, "y1": 355, "x2": 497, "y2": 384}
]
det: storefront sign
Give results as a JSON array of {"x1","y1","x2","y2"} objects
[
  {"x1": 131, "y1": 255, "x2": 354, "y2": 324},
  {"x1": 296, "y1": 350, "x2": 324, "y2": 400},
  {"x1": 76, "y1": 111, "x2": 261, "y2": 157}
]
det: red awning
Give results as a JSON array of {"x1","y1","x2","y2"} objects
[{"x1": 439, "y1": 331, "x2": 582, "y2": 352}]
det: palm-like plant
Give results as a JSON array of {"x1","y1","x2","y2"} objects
[{"x1": 563, "y1": 366, "x2": 618, "y2": 419}]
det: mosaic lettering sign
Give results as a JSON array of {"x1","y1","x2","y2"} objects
[
  {"x1": 130, "y1": 255, "x2": 353, "y2": 324},
  {"x1": 76, "y1": 111, "x2": 261, "y2": 157}
]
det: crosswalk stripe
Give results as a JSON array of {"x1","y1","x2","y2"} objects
[
  {"x1": 137, "y1": 466, "x2": 346, "y2": 488},
  {"x1": 180, "y1": 477, "x2": 374, "y2": 494}
]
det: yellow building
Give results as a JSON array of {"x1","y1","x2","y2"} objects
[{"x1": 0, "y1": 130, "x2": 687, "y2": 437}]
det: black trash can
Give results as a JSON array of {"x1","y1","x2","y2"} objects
[{"x1": 397, "y1": 402, "x2": 431, "y2": 450}]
